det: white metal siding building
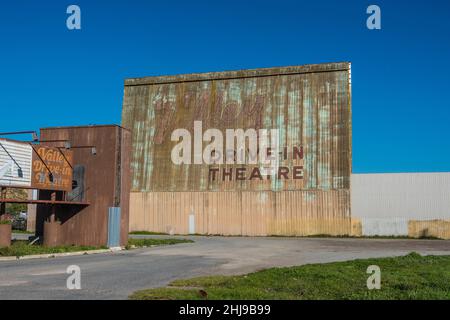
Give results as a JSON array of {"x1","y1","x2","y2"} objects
[
  {"x1": 0, "y1": 139, "x2": 32, "y2": 188},
  {"x1": 351, "y1": 173, "x2": 450, "y2": 238}
]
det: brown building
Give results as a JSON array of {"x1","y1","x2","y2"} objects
[{"x1": 35, "y1": 125, "x2": 131, "y2": 246}]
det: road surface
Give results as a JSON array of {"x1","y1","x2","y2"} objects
[{"x1": 1, "y1": 236, "x2": 450, "y2": 299}]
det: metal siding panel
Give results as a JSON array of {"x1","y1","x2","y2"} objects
[
  {"x1": 129, "y1": 190, "x2": 351, "y2": 236},
  {"x1": 107, "y1": 207, "x2": 121, "y2": 247},
  {"x1": 0, "y1": 140, "x2": 32, "y2": 187},
  {"x1": 35, "y1": 126, "x2": 131, "y2": 246},
  {"x1": 122, "y1": 63, "x2": 351, "y2": 193},
  {"x1": 352, "y1": 173, "x2": 450, "y2": 237},
  {"x1": 123, "y1": 63, "x2": 351, "y2": 236},
  {"x1": 352, "y1": 173, "x2": 450, "y2": 220}
]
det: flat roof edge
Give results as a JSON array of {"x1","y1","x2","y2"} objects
[
  {"x1": 40, "y1": 124, "x2": 130, "y2": 131},
  {"x1": 124, "y1": 62, "x2": 351, "y2": 86}
]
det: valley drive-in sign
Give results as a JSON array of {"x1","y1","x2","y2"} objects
[
  {"x1": 0, "y1": 139, "x2": 73, "y2": 192},
  {"x1": 31, "y1": 145, "x2": 73, "y2": 191}
]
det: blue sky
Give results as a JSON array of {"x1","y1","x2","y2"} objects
[{"x1": 0, "y1": 0, "x2": 449, "y2": 173}]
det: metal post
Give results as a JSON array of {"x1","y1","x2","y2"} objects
[
  {"x1": 50, "y1": 192, "x2": 56, "y2": 222},
  {"x1": 50, "y1": 206, "x2": 56, "y2": 223},
  {"x1": 0, "y1": 187, "x2": 5, "y2": 217}
]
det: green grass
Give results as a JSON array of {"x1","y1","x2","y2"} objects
[
  {"x1": 0, "y1": 238, "x2": 193, "y2": 257},
  {"x1": 301, "y1": 234, "x2": 442, "y2": 240},
  {"x1": 126, "y1": 238, "x2": 193, "y2": 249},
  {"x1": 130, "y1": 253, "x2": 450, "y2": 300},
  {"x1": 129, "y1": 231, "x2": 443, "y2": 240},
  {"x1": 0, "y1": 240, "x2": 104, "y2": 257},
  {"x1": 129, "y1": 231, "x2": 170, "y2": 235}
]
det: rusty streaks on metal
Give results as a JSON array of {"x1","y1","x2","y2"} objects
[{"x1": 122, "y1": 62, "x2": 352, "y2": 193}]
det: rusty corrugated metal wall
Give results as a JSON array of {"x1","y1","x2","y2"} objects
[
  {"x1": 122, "y1": 62, "x2": 352, "y2": 235},
  {"x1": 35, "y1": 125, "x2": 131, "y2": 246}
]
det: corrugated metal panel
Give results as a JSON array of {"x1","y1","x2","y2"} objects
[
  {"x1": 360, "y1": 218, "x2": 409, "y2": 237},
  {"x1": 122, "y1": 62, "x2": 352, "y2": 193},
  {"x1": 0, "y1": 139, "x2": 32, "y2": 187},
  {"x1": 35, "y1": 126, "x2": 131, "y2": 246},
  {"x1": 352, "y1": 173, "x2": 450, "y2": 220},
  {"x1": 107, "y1": 207, "x2": 121, "y2": 248},
  {"x1": 123, "y1": 63, "x2": 352, "y2": 236},
  {"x1": 409, "y1": 220, "x2": 450, "y2": 239},
  {"x1": 352, "y1": 173, "x2": 450, "y2": 237},
  {"x1": 129, "y1": 190, "x2": 351, "y2": 236}
]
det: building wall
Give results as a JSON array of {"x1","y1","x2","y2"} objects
[
  {"x1": 26, "y1": 189, "x2": 37, "y2": 232},
  {"x1": 129, "y1": 190, "x2": 351, "y2": 236},
  {"x1": 351, "y1": 173, "x2": 450, "y2": 239},
  {"x1": 123, "y1": 63, "x2": 352, "y2": 236},
  {"x1": 0, "y1": 139, "x2": 32, "y2": 188},
  {"x1": 35, "y1": 125, "x2": 131, "y2": 246}
]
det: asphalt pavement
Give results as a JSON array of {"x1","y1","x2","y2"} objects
[{"x1": 1, "y1": 235, "x2": 450, "y2": 299}]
